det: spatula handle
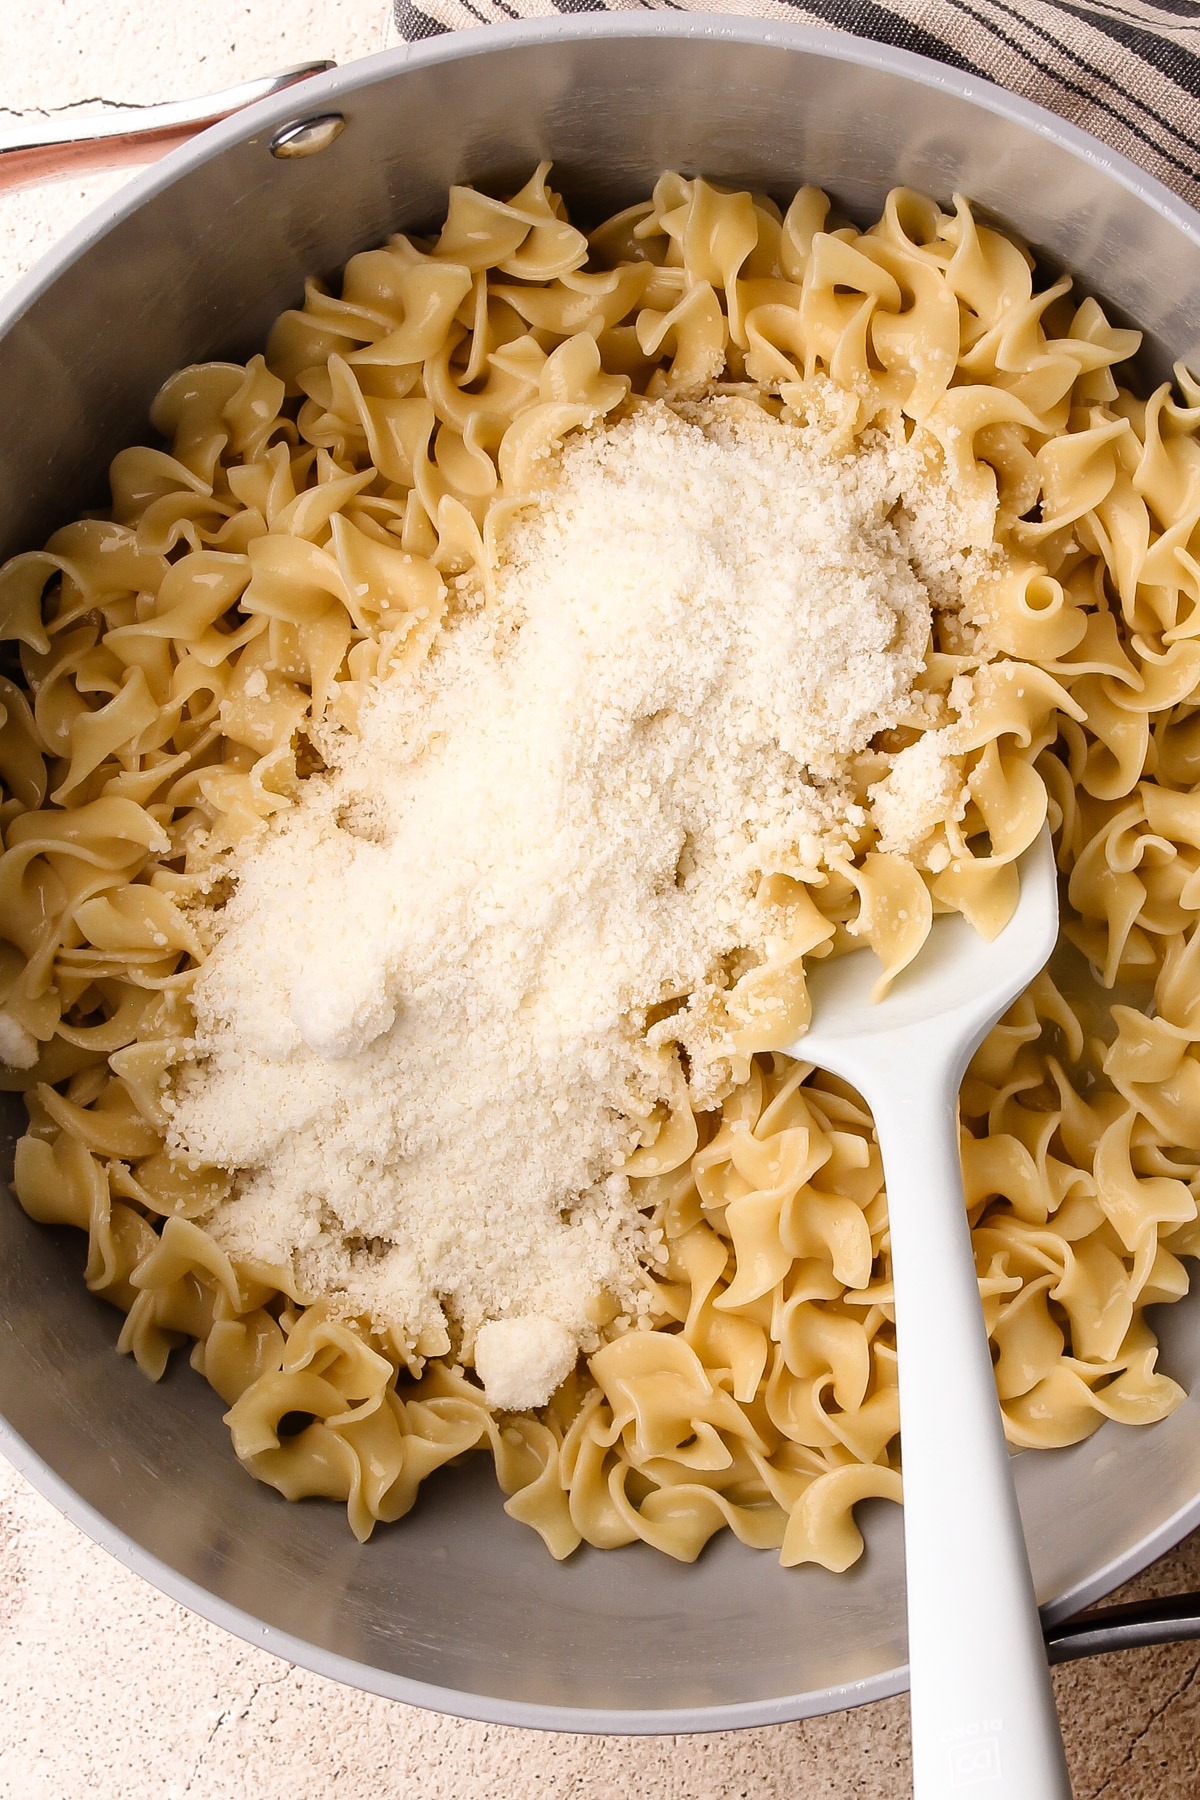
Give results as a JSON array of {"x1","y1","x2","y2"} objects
[{"x1": 870, "y1": 1056, "x2": 1073, "y2": 1800}]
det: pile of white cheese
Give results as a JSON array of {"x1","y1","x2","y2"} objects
[{"x1": 168, "y1": 391, "x2": 993, "y2": 1410}]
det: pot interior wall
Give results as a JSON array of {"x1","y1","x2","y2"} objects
[
  {"x1": 2, "y1": 27, "x2": 1196, "y2": 568},
  {"x1": 1, "y1": 24, "x2": 1198, "y2": 1728}
]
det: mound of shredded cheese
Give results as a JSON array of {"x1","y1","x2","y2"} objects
[{"x1": 168, "y1": 391, "x2": 993, "y2": 1409}]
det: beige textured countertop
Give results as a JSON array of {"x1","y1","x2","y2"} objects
[{"x1": 3, "y1": 6, "x2": 1200, "y2": 1796}]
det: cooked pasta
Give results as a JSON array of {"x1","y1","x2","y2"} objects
[{"x1": 1, "y1": 168, "x2": 1198, "y2": 1568}]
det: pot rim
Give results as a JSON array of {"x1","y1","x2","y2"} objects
[
  {"x1": 3, "y1": 12, "x2": 1199, "y2": 1736},
  {"x1": 1, "y1": 13, "x2": 1196, "y2": 351}
]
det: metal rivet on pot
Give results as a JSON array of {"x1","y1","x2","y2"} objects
[{"x1": 269, "y1": 115, "x2": 346, "y2": 159}]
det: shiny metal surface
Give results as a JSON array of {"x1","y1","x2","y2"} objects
[
  {"x1": 269, "y1": 114, "x2": 347, "y2": 159},
  {"x1": 0, "y1": 63, "x2": 336, "y2": 194},
  {"x1": 1, "y1": 15, "x2": 1199, "y2": 1734}
]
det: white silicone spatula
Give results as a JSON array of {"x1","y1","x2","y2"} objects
[{"x1": 787, "y1": 826, "x2": 1072, "y2": 1800}]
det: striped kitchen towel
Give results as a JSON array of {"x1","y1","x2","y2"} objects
[{"x1": 390, "y1": 0, "x2": 1200, "y2": 204}]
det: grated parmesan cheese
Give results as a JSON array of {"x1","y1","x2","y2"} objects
[
  {"x1": 474, "y1": 1316, "x2": 579, "y2": 1412},
  {"x1": 168, "y1": 389, "x2": 993, "y2": 1409},
  {"x1": 869, "y1": 730, "x2": 969, "y2": 855},
  {"x1": 0, "y1": 1013, "x2": 38, "y2": 1071}
]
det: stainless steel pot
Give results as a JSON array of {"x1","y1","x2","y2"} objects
[{"x1": 2, "y1": 15, "x2": 1200, "y2": 1733}]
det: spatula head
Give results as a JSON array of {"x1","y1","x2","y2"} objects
[{"x1": 789, "y1": 827, "x2": 1059, "y2": 1077}]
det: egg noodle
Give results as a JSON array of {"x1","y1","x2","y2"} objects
[{"x1": 2, "y1": 169, "x2": 1199, "y2": 1568}]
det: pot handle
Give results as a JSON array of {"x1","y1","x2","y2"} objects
[
  {"x1": 0, "y1": 62, "x2": 336, "y2": 194},
  {"x1": 1046, "y1": 1590, "x2": 1200, "y2": 1664}
]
